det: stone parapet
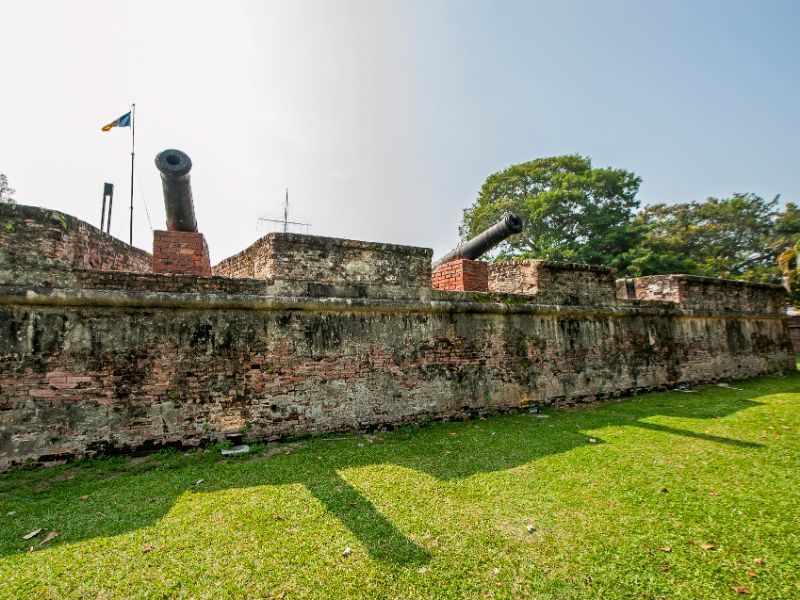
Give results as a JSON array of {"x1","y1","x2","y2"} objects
[
  {"x1": 616, "y1": 274, "x2": 786, "y2": 315},
  {"x1": 214, "y1": 232, "x2": 431, "y2": 296},
  {"x1": 0, "y1": 203, "x2": 151, "y2": 274},
  {"x1": 488, "y1": 260, "x2": 618, "y2": 306}
]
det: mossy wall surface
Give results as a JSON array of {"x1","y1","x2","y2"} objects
[{"x1": 0, "y1": 206, "x2": 793, "y2": 470}]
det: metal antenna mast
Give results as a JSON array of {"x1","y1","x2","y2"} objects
[{"x1": 258, "y1": 187, "x2": 312, "y2": 234}]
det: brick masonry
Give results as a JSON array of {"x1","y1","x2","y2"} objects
[
  {"x1": 431, "y1": 259, "x2": 489, "y2": 292},
  {"x1": 0, "y1": 207, "x2": 794, "y2": 470},
  {"x1": 0, "y1": 203, "x2": 151, "y2": 274},
  {"x1": 489, "y1": 260, "x2": 617, "y2": 305},
  {"x1": 214, "y1": 231, "x2": 431, "y2": 296},
  {"x1": 152, "y1": 230, "x2": 212, "y2": 276},
  {"x1": 616, "y1": 274, "x2": 786, "y2": 314}
]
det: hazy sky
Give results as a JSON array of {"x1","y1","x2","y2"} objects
[{"x1": 1, "y1": 0, "x2": 798, "y2": 263}]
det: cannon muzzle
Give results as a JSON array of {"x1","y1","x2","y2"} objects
[
  {"x1": 433, "y1": 212, "x2": 523, "y2": 269},
  {"x1": 155, "y1": 149, "x2": 197, "y2": 232}
]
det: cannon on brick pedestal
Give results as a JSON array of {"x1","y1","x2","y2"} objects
[
  {"x1": 151, "y1": 149, "x2": 211, "y2": 276},
  {"x1": 432, "y1": 212, "x2": 523, "y2": 269}
]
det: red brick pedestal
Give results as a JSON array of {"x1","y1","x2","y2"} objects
[
  {"x1": 431, "y1": 259, "x2": 489, "y2": 292},
  {"x1": 152, "y1": 230, "x2": 212, "y2": 276}
]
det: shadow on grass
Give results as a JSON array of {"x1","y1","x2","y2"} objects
[{"x1": 0, "y1": 381, "x2": 778, "y2": 565}]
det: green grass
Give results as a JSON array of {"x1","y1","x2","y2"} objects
[{"x1": 1, "y1": 370, "x2": 799, "y2": 599}]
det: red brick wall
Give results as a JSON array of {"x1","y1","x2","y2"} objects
[
  {"x1": 152, "y1": 230, "x2": 211, "y2": 276},
  {"x1": 432, "y1": 259, "x2": 489, "y2": 292}
]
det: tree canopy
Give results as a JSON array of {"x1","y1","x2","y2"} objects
[
  {"x1": 460, "y1": 156, "x2": 800, "y2": 289},
  {"x1": 623, "y1": 195, "x2": 800, "y2": 282},
  {"x1": 460, "y1": 155, "x2": 642, "y2": 269}
]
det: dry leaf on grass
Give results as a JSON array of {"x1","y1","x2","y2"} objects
[
  {"x1": 659, "y1": 547, "x2": 672, "y2": 553},
  {"x1": 22, "y1": 528, "x2": 42, "y2": 540},
  {"x1": 699, "y1": 543, "x2": 715, "y2": 550},
  {"x1": 39, "y1": 531, "x2": 59, "y2": 545},
  {"x1": 141, "y1": 545, "x2": 154, "y2": 554},
  {"x1": 80, "y1": 495, "x2": 89, "y2": 500},
  {"x1": 753, "y1": 557, "x2": 764, "y2": 565},
  {"x1": 732, "y1": 587, "x2": 749, "y2": 594},
  {"x1": 747, "y1": 570, "x2": 757, "y2": 578}
]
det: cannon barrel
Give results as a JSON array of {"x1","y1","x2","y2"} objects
[
  {"x1": 432, "y1": 212, "x2": 523, "y2": 269},
  {"x1": 155, "y1": 149, "x2": 197, "y2": 232}
]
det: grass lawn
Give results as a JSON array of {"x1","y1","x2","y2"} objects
[{"x1": 1, "y1": 370, "x2": 798, "y2": 599}]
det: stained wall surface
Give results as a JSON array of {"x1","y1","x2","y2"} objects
[
  {"x1": 0, "y1": 207, "x2": 793, "y2": 470},
  {"x1": 0, "y1": 204, "x2": 151, "y2": 275},
  {"x1": 213, "y1": 232, "x2": 431, "y2": 296}
]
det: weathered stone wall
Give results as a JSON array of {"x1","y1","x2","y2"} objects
[
  {"x1": 616, "y1": 274, "x2": 786, "y2": 314},
  {"x1": 788, "y1": 315, "x2": 800, "y2": 356},
  {"x1": 489, "y1": 260, "x2": 618, "y2": 306},
  {"x1": 0, "y1": 208, "x2": 794, "y2": 470},
  {"x1": 431, "y1": 259, "x2": 489, "y2": 292},
  {"x1": 214, "y1": 232, "x2": 431, "y2": 296},
  {"x1": 0, "y1": 203, "x2": 151, "y2": 274},
  {"x1": 0, "y1": 268, "x2": 792, "y2": 470}
]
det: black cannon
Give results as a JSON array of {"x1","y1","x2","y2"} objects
[
  {"x1": 155, "y1": 149, "x2": 197, "y2": 232},
  {"x1": 432, "y1": 212, "x2": 523, "y2": 269}
]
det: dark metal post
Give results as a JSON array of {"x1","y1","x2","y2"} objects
[
  {"x1": 107, "y1": 184, "x2": 114, "y2": 234},
  {"x1": 101, "y1": 182, "x2": 113, "y2": 233}
]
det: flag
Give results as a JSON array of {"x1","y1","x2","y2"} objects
[{"x1": 101, "y1": 111, "x2": 131, "y2": 132}]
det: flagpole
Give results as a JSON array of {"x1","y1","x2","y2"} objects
[{"x1": 129, "y1": 103, "x2": 135, "y2": 246}]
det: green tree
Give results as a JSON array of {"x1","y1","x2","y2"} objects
[
  {"x1": 0, "y1": 174, "x2": 15, "y2": 205},
  {"x1": 623, "y1": 194, "x2": 800, "y2": 283},
  {"x1": 460, "y1": 155, "x2": 642, "y2": 268}
]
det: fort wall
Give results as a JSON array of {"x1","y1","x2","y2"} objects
[
  {"x1": 0, "y1": 206, "x2": 793, "y2": 470},
  {"x1": 0, "y1": 203, "x2": 151, "y2": 275}
]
